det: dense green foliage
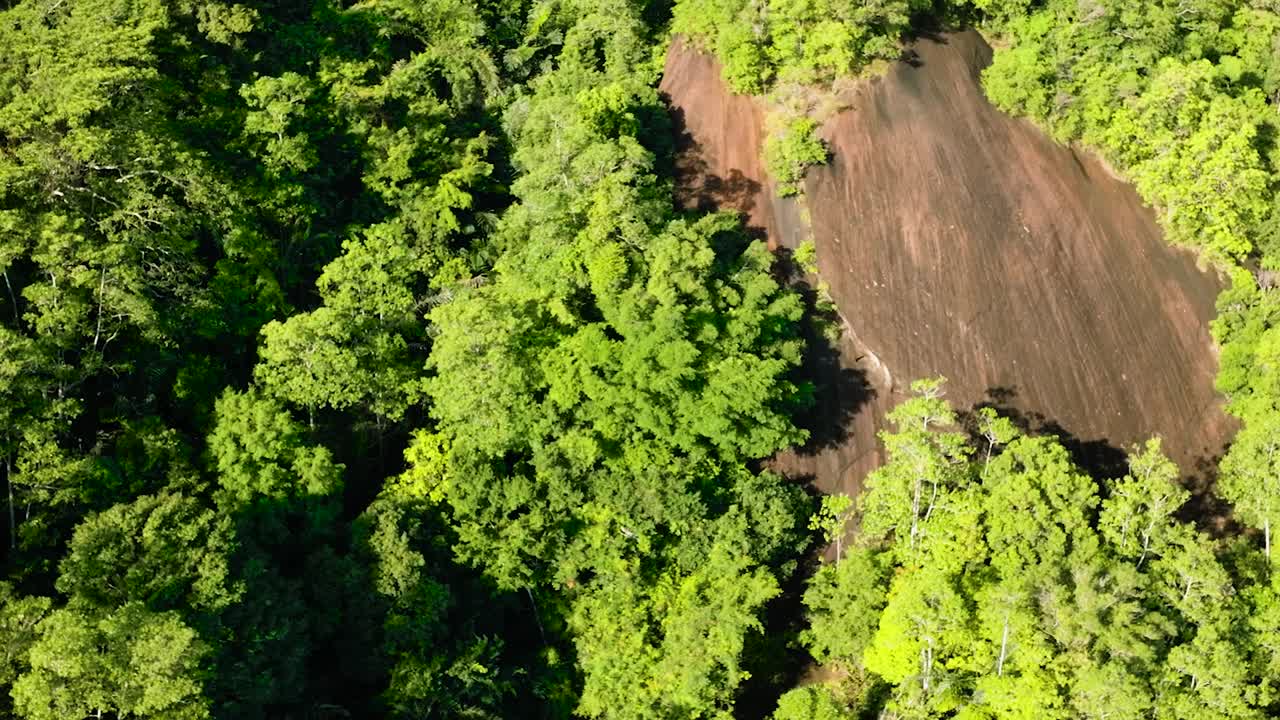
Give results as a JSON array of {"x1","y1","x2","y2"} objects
[
  {"x1": 672, "y1": 0, "x2": 927, "y2": 93},
  {"x1": 0, "y1": 0, "x2": 816, "y2": 717},
  {"x1": 417, "y1": 5, "x2": 814, "y2": 714},
  {"x1": 772, "y1": 685, "x2": 851, "y2": 720},
  {"x1": 1214, "y1": 269, "x2": 1280, "y2": 565},
  {"x1": 796, "y1": 382, "x2": 1280, "y2": 718},
  {"x1": 3, "y1": 0, "x2": 1280, "y2": 718}
]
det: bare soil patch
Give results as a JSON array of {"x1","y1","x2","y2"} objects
[
  {"x1": 660, "y1": 31, "x2": 1236, "y2": 504},
  {"x1": 661, "y1": 38, "x2": 808, "y2": 249}
]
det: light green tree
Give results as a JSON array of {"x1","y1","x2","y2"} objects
[
  {"x1": 809, "y1": 493, "x2": 854, "y2": 562},
  {"x1": 860, "y1": 378, "x2": 971, "y2": 560},
  {"x1": 55, "y1": 492, "x2": 241, "y2": 615},
  {"x1": 980, "y1": 435, "x2": 1096, "y2": 579},
  {"x1": 1158, "y1": 625, "x2": 1263, "y2": 720},
  {"x1": 764, "y1": 115, "x2": 827, "y2": 197},
  {"x1": 0, "y1": 584, "x2": 50, "y2": 689},
  {"x1": 864, "y1": 563, "x2": 973, "y2": 713},
  {"x1": 1219, "y1": 410, "x2": 1280, "y2": 563},
  {"x1": 1100, "y1": 439, "x2": 1190, "y2": 566},
  {"x1": 12, "y1": 603, "x2": 210, "y2": 720},
  {"x1": 207, "y1": 389, "x2": 343, "y2": 504},
  {"x1": 572, "y1": 543, "x2": 780, "y2": 719},
  {"x1": 974, "y1": 406, "x2": 1020, "y2": 473},
  {"x1": 799, "y1": 547, "x2": 889, "y2": 668},
  {"x1": 971, "y1": 577, "x2": 1064, "y2": 719}
]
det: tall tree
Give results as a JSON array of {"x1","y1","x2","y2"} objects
[{"x1": 12, "y1": 603, "x2": 210, "y2": 720}]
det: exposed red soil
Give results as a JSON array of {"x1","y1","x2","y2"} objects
[
  {"x1": 661, "y1": 30, "x2": 1237, "y2": 502},
  {"x1": 661, "y1": 38, "x2": 809, "y2": 249},
  {"x1": 661, "y1": 41, "x2": 889, "y2": 499}
]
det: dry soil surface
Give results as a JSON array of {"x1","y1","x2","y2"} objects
[
  {"x1": 661, "y1": 38, "x2": 809, "y2": 249},
  {"x1": 660, "y1": 31, "x2": 1236, "y2": 504}
]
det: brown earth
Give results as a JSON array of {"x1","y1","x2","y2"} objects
[
  {"x1": 660, "y1": 31, "x2": 1236, "y2": 504},
  {"x1": 661, "y1": 37, "x2": 809, "y2": 250}
]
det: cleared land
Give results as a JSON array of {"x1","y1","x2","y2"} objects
[{"x1": 661, "y1": 30, "x2": 1236, "y2": 504}]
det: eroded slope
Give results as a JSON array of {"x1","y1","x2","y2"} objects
[{"x1": 662, "y1": 31, "x2": 1235, "y2": 499}]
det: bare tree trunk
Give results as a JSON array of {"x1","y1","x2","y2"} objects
[
  {"x1": 92, "y1": 268, "x2": 106, "y2": 351},
  {"x1": 1267, "y1": 453, "x2": 1277, "y2": 565},
  {"x1": 6, "y1": 457, "x2": 14, "y2": 550},
  {"x1": 910, "y1": 475, "x2": 922, "y2": 548},
  {"x1": 526, "y1": 587, "x2": 546, "y2": 645},
  {"x1": 997, "y1": 613, "x2": 1010, "y2": 677},
  {"x1": 1137, "y1": 527, "x2": 1152, "y2": 570}
]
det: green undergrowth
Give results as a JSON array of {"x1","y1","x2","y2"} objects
[
  {"x1": 671, "y1": 0, "x2": 932, "y2": 196},
  {"x1": 764, "y1": 114, "x2": 827, "y2": 196}
]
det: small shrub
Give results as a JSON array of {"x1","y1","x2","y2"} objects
[
  {"x1": 765, "y1": 115, "x2": 827, "y2": 196},
  {"x1": 773, "y1": 685, "x2": 849, "y2": 720},
  {"x1": 794, "y1": 238, "x2": 818, "y2": 274}
]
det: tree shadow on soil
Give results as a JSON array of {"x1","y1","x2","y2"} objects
[
  {"x1": 665, "y1": 101, "x2": 769, "y2": 242},
  {"x1": 962, "y1": 386, "x2": 1241, "y2": 537},
  {"x1": 960, "y1": 385, "x2": 1128, "y2": 480},
  {"x1": 900, "y1": 18, "x2": 950, "y2": 68},
  {"x1": 774, "y1": 248, "x2": 876, "y2": 456},
  {"x1": 1180, "y1": 448, "x2": 1243, "y2": 537},
  {"x1": 898, "y1": 30, "x2": 947, "y2": 68}
]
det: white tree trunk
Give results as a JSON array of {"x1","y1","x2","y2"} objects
[
  {"x1": 923, "y1": 479, "x2": 939, "y2": 524},
  {"x1": 6, "y1": 457, "x2": 13, "y2": 550},
  {"x1": 997, "y1": 614, "x2": 1010, "y2": 677},
  {"x1": 910, "y1": 475, "x2": 922, "y2": 548},
  {"x1": 921, "y1": 642, "x2": 933, "y2": 692},
  {"x1": 1137, "y1": 525, "x2": 1152, "y2": 569},
  {"x1": 527, "y1": 587, "x2": 546, "y2": 644}
]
